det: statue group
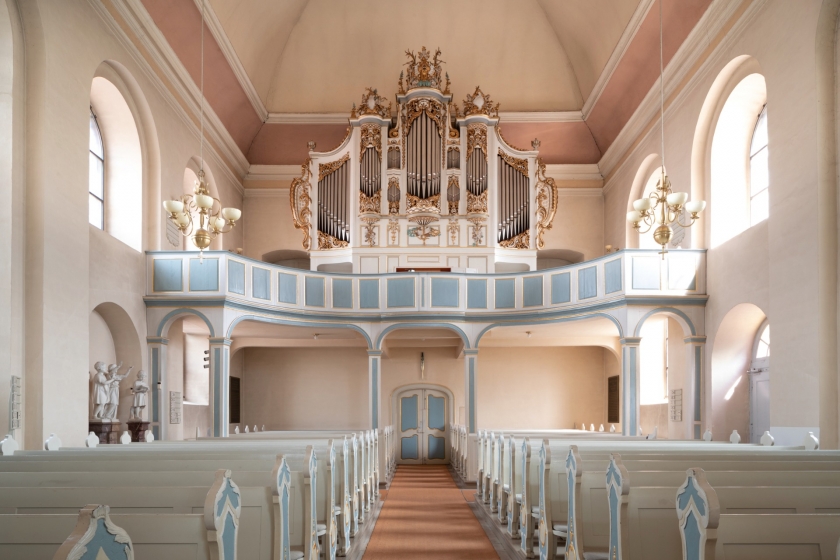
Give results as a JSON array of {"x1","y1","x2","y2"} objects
[{"x1": 90, "y1": 362, "x2": 149, "y2": 422}]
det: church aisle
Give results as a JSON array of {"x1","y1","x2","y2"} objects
[{"x1": 362, "y1": 465, "x2": 500, "y2": 560}]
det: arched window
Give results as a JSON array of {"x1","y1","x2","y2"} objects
[
  {"x1": 749, "y1": 107, "x2": 769, "y2": 225},
  {"x1": 754, "y1": 323, "x2": 770, "y2": 361},
  {"x1": 88, "y1": 109, "x2": 105, "y2": 229}
]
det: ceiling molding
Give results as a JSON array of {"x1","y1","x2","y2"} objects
[
  {"x1": 599, "y1": 0, "x2": 757, "y2": 183},
  {"x1": 555, "y1": 188, "x2": 604, "y2": 197},
  {"x1": 246, "y1": 164, "x2": 303, "y2": 181},
  {"x1": 266, "y1": 113, "x2": 350, "y2": 124},
  {"x1": 582, "y1": 0, "x2": 655, "y2": 119},
  {"x1": 89, "y1": 0, "x2": 249, "y2": 192},
  {"x1": 244, "y1": 188, "x2": 290, "y2": 198},
  {"x1": 193, "y1": 0, "x2": 269, "y2": 122},
  {"x1": 264, "y1": 111, "x2": 584, "y2": 125},
  {"x1": 545, "y1": 163, "x2": 603, "y2": 181}
]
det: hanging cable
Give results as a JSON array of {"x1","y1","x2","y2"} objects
[
  {"x1": 200, "y1": 0, "x2": 205, "y2": 173},
  {"x1": 659, "y1": 0, "x2": 665, "y2": 175}
]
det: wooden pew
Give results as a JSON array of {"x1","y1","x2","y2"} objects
[{"x1": 0, "y1": 469, "x2": 240, "y2": 560}]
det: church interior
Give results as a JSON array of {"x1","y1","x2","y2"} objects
[{"x1": 3, "y1": 0, "x2": 840, "y2": 558}]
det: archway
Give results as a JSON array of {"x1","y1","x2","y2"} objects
[
  {"x1": 709, "y1": 303, "x2": 766, "y2": 443},
  {"x1": 392, "y1": 383, "x2": 454, "y2": 464}
]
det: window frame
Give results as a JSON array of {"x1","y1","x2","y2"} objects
[
  {"x1": 89, "y1": 108, "x2": 105, "y2": 230},
  {"x1": 748, "y1": 105, "x2": 769, "y2": 226}
]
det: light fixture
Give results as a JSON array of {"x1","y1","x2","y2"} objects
[
  {"x1": 526, "y1": 331, "x2": 532, "y2": 338},
  {"x1": 627, "y1": 0, "x2": 704, "y2": 256},
  {"x1": 163, "y1": 0, "x2": 240, "y2": 254}
]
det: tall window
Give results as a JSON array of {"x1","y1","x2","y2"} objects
[
  {"x1": 749, "y1": 106, "x2": 769, "y2": 226},
  {"x1": 88, "y1": 109, "x2": 105, "y2": 229}
]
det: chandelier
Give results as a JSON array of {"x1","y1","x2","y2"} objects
[
  {"x1": 626, "y1": 0, "x2": 704, "y2": 256},
  {"x1": 162, "y1": 0, "x2": 240, "y2": 253}
]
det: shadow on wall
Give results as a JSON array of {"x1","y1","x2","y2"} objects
[
  {"x1": 710, "y1": 303, "x2": 766, "y2": 442},
  {"x1": 262, "y1": 249, "x2": 310, "y2": 269},
  {"x1": 536, "y1": 248, "x2": 584, "y2": 270}
]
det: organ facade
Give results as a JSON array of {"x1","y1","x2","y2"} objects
[{"x1": 289, "y1": 47, "x2": 559, "y2": 273}]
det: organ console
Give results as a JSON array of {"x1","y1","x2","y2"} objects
[{"x1": 289, "y1": 47, "x2": 559, "y2": 273}]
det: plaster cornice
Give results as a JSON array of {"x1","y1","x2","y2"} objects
[
  {"x1": 599, "y1": 0, "x2": 761, "y2": 186},
  {"x1": 89, "y1": 0, "x2": 248, "y2": 191},
  {"x1": 264, "y1": 111, "x2": 584, "y2": 125},
  {"x1": 193, "y1": 0, "x2": 269, "y2": 122},
  {"x1": 545, "y1": 164, "x2": 603, "y2": 181},
  {"x1": 244, "y1": 188, "x2": 290, "y2": 198},
  {"x1": 581, "y1": 0, "x2": 655, "y2": 119},
  {"x1": 246, "y1": 164, "x2": 304, "y2": 182}
]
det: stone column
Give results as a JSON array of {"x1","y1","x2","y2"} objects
[
  {"x1": 146, "y1": 337, "x2": 168, "y2": 441},
  {"x1": 684, "y1": 336, "x2": 707, "y2": 440},
  {"x1": 368, "y1": 350, "x2": 381, "y2": 430},
  {"x1": 208, "y1": 338, "x2": 232, "y2": 438},
  {"x1": 620, "y1": 337, "x2": 642, "y2": 436},
  {"x1": 464, "y1": 349, "x2": 479, "y2": 481}
]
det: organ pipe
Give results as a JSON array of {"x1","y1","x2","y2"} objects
[{"x1": 497, "y1": 154, "x2": 529, "y2": 243}]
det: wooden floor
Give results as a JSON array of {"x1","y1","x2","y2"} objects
[{"x1": 361, "y1": 465, "x2": 500, "y2": 559}]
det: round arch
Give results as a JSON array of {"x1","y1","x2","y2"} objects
[
  {"x1": 633, "y1": 307, "x2": 697, "y2": 338},
  {"x1": 625, "y1": 153, "x2": 662, "y2": 249},
  {"x1": 691, "y1": 55, "x2": 764, "y2": 249},
  {"x1": 473, "y1": 312, "x2": 625, "y2": 347},
  {"x1": 376, "y1": 323, "x2": 470, "y2": 351},
  {"x1": 156, "y1": 308, "x2": 216, "y2": 338},
  {"x1": 92, "y1": 60, "x2": 161, "y2": 251},
  {"x1": 226, "y1": 314, "x2": 373, "y2": 348}
]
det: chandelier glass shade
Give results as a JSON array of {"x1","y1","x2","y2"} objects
[
  {"x1": 163, "y1": 170, "x2": 240, "y2": 251},
  {"x1": 163, "y1": 0, "x2": 240, "y2": 252}
]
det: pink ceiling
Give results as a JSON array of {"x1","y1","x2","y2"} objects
[{"x1": 141, "y1": 0, "x2": 713, "y2": 167}]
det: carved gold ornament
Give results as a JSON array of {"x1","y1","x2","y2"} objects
[
  {"x1": 402, "y1": 46, "x2": 445, "y2": 91},
  {"x1": 359, "y1": 190, "x2": 381, "y2": 214},
  {"x1": 467, "y1": 190, "x2": 488, "y2": 214},
  {"x1": 360, "y1": 123, "x2": 382, "y2": 162},
  {"x1": 290, "y1": 159, "x2": 313, "y2": 250},
  {"x1": 462, "y1": 86, "x2": 499, "y2": 118},
  {"x1": 448, "y1": 217, "x2": 459, "y2": 245},
  {"x1": 388, "y1": 217, "x2": 400, "y2": 244},
  {"x1": 467, "y1": 124, "x2": 487, "y2": 161},
  {"x1": 499, "y1": 149, "x2": 529, "y2": 177},
  {"x1": 362, "y1": 217, "x2": 379, "y2": 247},
  {"x1": 357, "y1": 87, "x2": 392, "y2": 119},
  {"x1": 408, "y1": 215, "x2": 440, "y2": 245},
  {"x1": 499, "y1": 230, "x2": 529, "y2": 249},
  {"x1": 319, "y1": 153, "x2": 350, "y2": 180},
  {"x1": 318, "y1": 231, "x2": 349, "y2": 250},
  {"x1": 468, "y1": 216, "x2": 485, "y2": 246},
  {"x1": 403, "y1": 97, "x2": 446, "y2": 137},
  {"x1": 534, "y1": 158, "x2": 558, "y2": 250},
  {"x1": 406, "y1": 193, "x2": 441, "y2": 214}
]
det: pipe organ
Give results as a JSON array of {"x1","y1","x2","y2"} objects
[{"x1": 289, "y1": 47, "x2": 559, "y2": 273}]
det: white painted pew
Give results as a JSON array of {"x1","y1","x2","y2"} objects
[{"x1": 0, "y1": 469, "x2": 240, "y2": 560}]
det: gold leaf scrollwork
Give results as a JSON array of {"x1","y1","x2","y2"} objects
[
  {"x1": 406, "y1": 193, "x2": 441, "y2": 214},
  {"x1": 467, "y1": 124, "x2": 487, "y2": 161},
  {"x1": 466, "y1": 190, "x2": 488, "y2": 214},
  {"x1": 361, "y1": 217, "x2": 378, "y2": 247},
  {"x1": 498, "y1": 149, "x2": 529, "y2": 177},
  {"x1": 462, "y1": 86, "x2": 500, "y2": 118},
  {"x1": 402, "y1": 46, "x2": 445, "y2": 91},
  {"x1": 403, "y1": 97, "x2": 446, "y2": 137},
  {"x1": 360, "y1": 123, "x2": 382, "y2": 162},
  {"x1": 534, "y1": 158, "x2": 558, "y2": 250},
  {"x1": 290, "y1": 159, "x2": 313, "y2": 250},
  {"x1": 357, "y1": 87, "x2": 392, "y2": 119},
  {"x1": 447, "y1": 217, "x2": 459, "y2": 245},
  {"x1": 359, "y1": 190, "x2": 381, "y2": 214},
  {"x1": 318, "y1": 231, "x2": 349, "y2": 250},
  {"x1": 319, "y1": 153, "x2": 350, "y2": 180},
  {"x1": 388, "y1": 217, "x2": 399, "y2": 244},
  {"x1": 499, "y1": 230, "x2": 530, "y2": 249}
]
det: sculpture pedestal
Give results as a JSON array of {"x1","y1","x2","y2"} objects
[
  {"x1": 89, "y1": 420, "x2": 120, "y2": 444},
  {"x1": 126, "y1": 421, "x2": 150, "y2": 443}
]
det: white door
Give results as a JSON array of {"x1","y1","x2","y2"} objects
[
  {"x1": 749, "y1": 324, "x2": 770, "y2": 444},
  {"x1": 397, "y1": 387, "x2": 449, "y2": 464}
]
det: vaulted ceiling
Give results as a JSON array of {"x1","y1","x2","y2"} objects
[{"x1": 140, "y1": 0, "x2": 715, "y2": 167}]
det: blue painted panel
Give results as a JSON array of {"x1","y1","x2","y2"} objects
[
  {"x1": 401, "y1": 435, "x2": 419, "y2": 460},
  {"x1": 551, "y1": 272, "x2": 571, "y2": 304},
  {"x1": 190, "y1": 258, "x2": 219, "y2": 291},
  {"x1": 228, "y1": 260, "x2": 245, "y2": 295},
  {"x1": 467, "y1": 279, "x2": 487, "y2": 309},
  {"x1": 683, "y1": 510, "x2": 702, "y2": 560},
  {"x1": 252, "y1": 267, "x2": 271, "y2": 300},
  {"x1": 305, "y1": 276, "x2": 325, "y2": 307},
  {"x1": 222, "y1": 511, "x2": 236, "y2": 560},
  {"x1": 428, "y1": 395, "x2": 445, "y2": 430},
  {"x1": 153, "y1": 259, "x2": 183, "y2": 292},
  {"x1": 629, "y1": 347, "x2": 637, "y2": 436},
  {"x1": 333, "y1": 278, "x2": 353, "y2": 309},
  {"x1": 605, "y1": 259, "x2": 622, "y2": 294},
  {"x1": 359, "y1": 279, "x2": 380, "y2": 308},
  {"x1": 214, "y1": 347, "x2": 221, "y2": 437},
  {"x1": 669, "y1": 255, "x2": 697, "y2": 290},
  {"x1": 495, "y1": 278, "x2": 515, "y2": 308},
  {"x1": 82, "y1": 518, "x2": 132, "y2": 560},
  {"x1": 522, "y1": 276, "x2": 543, "y2": 307},
  {"x1": 694, "y1": 346, "x2": 702, "y2": 422},
  {"x1": 151, "y1": 348, "x2": 159, "y2": 427},
  {"x1": 578, "y1": 266, "x2": 597, "y2": 299},
  {"x1": 371, "y1": 359, "x2": 378, "y2": 429},
  {"x1": 469, "y1": 358, "x2": 476, "y2": 433},
  {"x1": 387, "y1": 277, "x2": 415, "y2": 307},
  {"x1": 401, "y1": 395, "x2": 418, "y2": 431},
  {"x1": 278, "y1": 273, "x2": 297, "y2": 304},
  {"x1": 632, "y1": 257, "x2": 660, "y2": 289},
  {"x1": 428, "y1": 435, "x2": 446, "y2": 460},
  {"x1": 431, "y1": 277, "x2": 459, "y2": 307}
]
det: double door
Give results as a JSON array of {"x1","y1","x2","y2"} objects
[{"x1": 397, "y1": 387, "x2": 449, "y2": 464}]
